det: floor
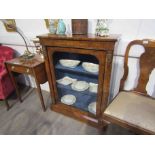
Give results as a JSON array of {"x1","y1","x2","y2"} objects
[{"x1": 0, "y1": 86, "x2": 134, "y2": 135}]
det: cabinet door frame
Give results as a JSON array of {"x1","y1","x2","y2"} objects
[{"x1": 47, "y1": 46, "x2": 106, "y2": 117}]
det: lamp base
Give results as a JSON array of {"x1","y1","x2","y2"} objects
[{"x1": 20, "y1": 51, "x2": 35, "y2": 60}]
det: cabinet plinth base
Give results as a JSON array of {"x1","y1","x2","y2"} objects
[{"x1": 51, "y1": 103, "x2": 104, "y2": 128}]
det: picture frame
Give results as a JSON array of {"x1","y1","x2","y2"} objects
[
  {"x1": 44, "y1": 19, "x2": 59, "y2": 29},
  {"x1": 3, "y1": 19, "x2": 16, "y2": 32},
  {"x1": 44, "y1": 19, "x2": 50, "y2": 28}
]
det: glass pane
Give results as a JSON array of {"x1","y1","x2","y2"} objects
[{"x1": 53, "y1": 51, "x2": 99, "y2": 115}]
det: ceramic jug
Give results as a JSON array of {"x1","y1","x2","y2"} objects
[{"x1": 57, "y1": 19, "x2": 66, "y2": 35}]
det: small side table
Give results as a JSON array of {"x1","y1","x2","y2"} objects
[{"x1": 5, "y1": 54, "x2": 48, "y2": 111}]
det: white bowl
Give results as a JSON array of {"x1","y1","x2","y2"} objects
[
  {"x1": 82, "y1": 62, "x2": 99, "y2": 73},
  {"x1": 89, "y1": 82, "x2": 98, "y2": 93},
  {"x1": 59, "y1": 59, "x2": 80, "y2": 68},
  {"x1": 88, "y1": 102, "x2": 96, "y2": 114},
  {"x1": 71, "y1": 81, "x2": 89, "y2": 92},
  {"x1": 56, "y1": 76, "x2": 77, "y2": 86},
  {"x1": 61, "y1": 94, "x2": 76, "y2": 105}
]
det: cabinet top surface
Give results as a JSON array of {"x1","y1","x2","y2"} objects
[{"x1": 37, "y1": 34, "x2": 120, "y2": 42}]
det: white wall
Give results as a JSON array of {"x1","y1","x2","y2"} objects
[{"x1": 0, "y1": 19, "x2": 155, "y2": 98}]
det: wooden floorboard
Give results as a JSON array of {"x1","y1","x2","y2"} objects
[{"x1": 0, "y1": 85, "x2": 134, "y2": 135}]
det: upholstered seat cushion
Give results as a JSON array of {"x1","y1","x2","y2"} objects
[
  {"x1": 104, "y1": 91, "x2": 155, "y2": 133},
  {"x1": 0, "y1": 57, "x2": 6, "y2": 72}
]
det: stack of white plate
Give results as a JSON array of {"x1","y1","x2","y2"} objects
[
  {"x1": 71, "y1": 81, "x2": 89, "y2": 92},
  {"x1": 59, "y1": 59, "x2": 80, "y2": 68},
  {"x1": 56, "y1": 76, "x2": 77, "y2": 86},
  {"x1": 82, "y1": 62, "x2": 99, "y2": 73},
  {"x1": 61, "y1": 94, "x2": 76, "y2": 105},
  {"x1": 88, "y1": 102, "x2": 96, "y2": 114}
]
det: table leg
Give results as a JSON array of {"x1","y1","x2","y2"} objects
[
  {"x1": 34, "y1": 78, "x2": 46, "y2": 112},
  {"x1": 9, "y1": 72, "x2": 22, "y2": 103},
  {"x1": 4, "y1": 99, "x2": 10, "y2": 111}
]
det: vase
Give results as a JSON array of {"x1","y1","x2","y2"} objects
[
  {"x1": 95, "y1": 19, "x2": 109, "y2": 37},
  {"x1": 57, "y1": 19, "x2": 66, "y2": 35},
  {"x1": 49, "y1": 19, "x2": 58, "y2": 34}
]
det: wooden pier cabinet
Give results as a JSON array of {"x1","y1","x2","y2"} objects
[{"x1": 38, "y1": 34, "x2": 119, "y2": 128}]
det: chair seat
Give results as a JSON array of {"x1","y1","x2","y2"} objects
[{"x1": 104, "y1": 91, "x2": 155, "y2": 133}]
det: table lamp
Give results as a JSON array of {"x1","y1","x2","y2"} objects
[{"x1": 0, "y1": 19, "x2": 35, "y2": 59}]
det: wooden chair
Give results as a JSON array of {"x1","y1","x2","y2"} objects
[{"x1": 103, "y1": 39, "x2": 155, "y2": 134}]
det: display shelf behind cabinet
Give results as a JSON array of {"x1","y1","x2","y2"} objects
[
  {"x1": 53, "y1": 51, "x2": 99, "y2": 77},
  {"x1": 55, "y1": 70, "x2": 98, "y2": 84},
  {"x1": 53, "y1": 51, "x2": 99, "y2": 114},
  {"x1": 53, "y1": 51, "x2": 99, "y2": 65},
  {"x1": 57, "y1": 83, "x2": 97, "y2": 113},
  {"x1": 57, "y1": 83, "x2": 97, "y2": 97},
  {"x1": 55, "y1": 63, "x2": 99, "y2": 78}
]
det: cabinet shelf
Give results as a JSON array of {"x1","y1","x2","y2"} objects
[
  {"x1": 57, "y1": 83, "x2": 97, "y2": 97},
  {"x1": 55, "y1": 63, "x2": 99, "y2": 78},
  {"x1": 57, "y1": 83, "x2": 97, "y2": 112}
]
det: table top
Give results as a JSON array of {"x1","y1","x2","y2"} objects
[
  {"x1": 37, "y1": 33, "x2": 120, "y2": 42},
  {"x1": 5, "y1": 54, "x2": 44, "y2": 68}
]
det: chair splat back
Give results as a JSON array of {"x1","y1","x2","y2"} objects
[{"x1": 120, "y1": 39, "x2": 155, "y2": 96}]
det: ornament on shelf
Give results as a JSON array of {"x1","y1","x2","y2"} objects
[
  {"x1": 49, "y1": 19, "x2": 58, "y2": 34},
  {"x1": 95, "y1": 19, "x2": 109, "y2": 37},
  {"x1": 57, "y1": 19, "x2": 66, "y2": 35}
]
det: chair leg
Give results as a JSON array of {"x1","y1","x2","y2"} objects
[{"x1": 4, "y1": 99, "x2": 10, "y2": 111}]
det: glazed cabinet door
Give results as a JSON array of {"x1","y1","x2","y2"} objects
[{"x1": 47, "y1": 47, "x2": 106, "y2": 117}]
